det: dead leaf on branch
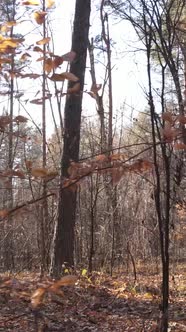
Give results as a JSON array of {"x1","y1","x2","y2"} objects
[
  {"x1": 30, "y1": 95, "x2": 52, "y2": 104},
  {"x1": 53, "y1": 55, "x2": 63, "y2": 68},
  {"x1": 22, "y1": 0, "x2": 40, "y2": 5},
  {"x1": 33, "y1": 46, "x2": 43, "y2": 53},
  {"x1": 0, "y1": 115, "x2": 12, "y2": 128},
  {"x1": 14, "y1": 115, "x2": 28, "y2": 123},
  {"x1": 176, "y1": 115, "x2": 186, "y2": 124},
  {"x1": 162, "y1": 126, "x2": 180, "y2": 143},
  {"x1": 46, "y1": 0, "x2": 55, "y2": 8},
  {"x1": 33, "y1": 11, "x2": 47, "y2": 25},
  {"x1": 19, "y1": 73, "x2": 41, "y2": 79},
  {"x1": 36, "y1": 37, "x2": 50, "y2": 45},
  {"x1": 20, "y1": 53, "x2": 31, "y2": 61},
  {"x1": 162, "y1": 111, "x2": 174, "y2": 124}
]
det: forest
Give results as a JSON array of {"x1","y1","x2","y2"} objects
[{"x1": 0, "y1": 0, "x2": 186, "y2": 331}]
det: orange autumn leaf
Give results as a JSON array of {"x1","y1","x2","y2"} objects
[
  {"x1": 53, "y1": 56, "x2": 63, "y2": 68},
  {"x1": 22, "y1": 0, "x2": 40, "y2": 5},
  {"x1": 33, "y1": 11, "x2": 47, "y2": 25},
  {"x1": 44, "y1": 57, "x2": 54, "y2": 73},
  {"x1": 6, "y1": 21, "x2": 17, "y2": 27},
  {"x1": 36, "y1": 37, "x2": 50, "y2": 45},
  {"x1": 46, "y1": 0, "x2": 55, "y2": 8}
]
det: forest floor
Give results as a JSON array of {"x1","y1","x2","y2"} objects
[{"x1": 0, "y1": 265, "x2": 186, "y2": 332}]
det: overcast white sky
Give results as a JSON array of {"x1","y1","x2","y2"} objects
[{"x1": 1, "y1": 0, "x2": 149, "y2": 136}]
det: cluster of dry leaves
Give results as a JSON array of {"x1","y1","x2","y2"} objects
[{"x1": 0, "y1": 266, "x2": 186, "y2": 331}]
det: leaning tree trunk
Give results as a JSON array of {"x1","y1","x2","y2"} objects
[{"x1": 50, "y1": 0, "x2": 91, "y2": 276}]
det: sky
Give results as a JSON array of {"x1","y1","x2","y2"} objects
[{"x1": 0, "y1": 0, "x2": 149, "y2": 136}]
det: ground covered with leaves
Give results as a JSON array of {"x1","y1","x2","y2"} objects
[{"x1": 0, "y1": 267, "x2": 186, "y2": 332}]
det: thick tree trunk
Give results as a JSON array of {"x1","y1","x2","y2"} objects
[{"x1": 50, "y1": 0, "x2": 91, "y2": 276}]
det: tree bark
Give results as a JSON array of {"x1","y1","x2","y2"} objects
[{"x1": 50, "y1": 0, "x2": 91, "y2": 276}]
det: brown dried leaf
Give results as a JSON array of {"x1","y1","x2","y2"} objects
[
  {"x1": 177, "y1": 115, "x2": 186, "y2": 124},
  {"x1": 53, "y1": 56, "x2": 63, "y2": 68},
  {"x1": 36, "y1": 37, "x2": 50, "y2": 45},
  {"x1": 0, "y1": 115, "x2": 12, "y2": 128},
  {"x1": 20, "y1": 52, "x2": 31, "y2": 61},
  {"x1": 162, "y1": 112, "x2": 174, "y2": 124},
  {"x1": 33, "y1": 11, "x2": 47, "y2": 25},
  {"x1": 33, "y1": 46, "x2": 43, "y2": 53},
  {"x1": 22, "y1": 0, "x2": 40, "y2": 5},
  {"x1": 46, "y1": 0, "x2": 55, "y2": 8},
  {"x1": 14, "y1": 115, "x2": 28, "y2": 123},
  {"x1": 20, "y1": 73, "x2": 41, "y2": 79},
  {"x1": 162, "y1": 127, "x2": 180, "y2": 142},
  {"x1": 44, "y1": 57, "x2": 54, "y2": 73}
]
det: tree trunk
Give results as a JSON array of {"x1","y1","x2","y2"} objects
[{"x1": 50, "y1": 0, "x2": 91, "y2": 276}]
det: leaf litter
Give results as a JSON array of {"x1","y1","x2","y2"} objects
[{"x1": 0, "y1": 267, "x2": 186, "y2": 331}]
